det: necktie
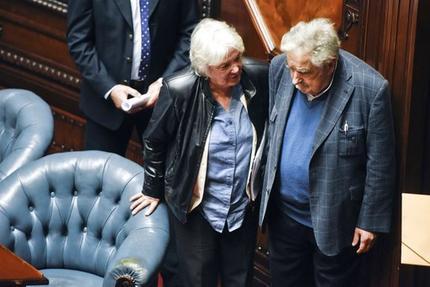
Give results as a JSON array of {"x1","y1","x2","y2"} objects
[{"x1": 138, "y1": 0, "x2": 151, "y2": 80}]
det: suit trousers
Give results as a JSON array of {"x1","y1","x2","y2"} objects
[
  {"x1": 267, "y1": 205, "x2": 366, "y2": 287},
  {"x1": 84, "y1": 109, "x2": 152, "y2": 156},
  {"x1": 172, "y1": 207, "x2": 258, "y2": 287}
]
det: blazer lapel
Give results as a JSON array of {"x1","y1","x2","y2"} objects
[
  {"x1": 149, "y1": 0, "x2": 160, "y2": 17},
  {"x1": 272, "y1": 68, "x2": 295, "y2": 159},
  {"x1": 114, "y1": 0, "x2": 133, "y2": 28},
  {"x1": 311, "y1": 57, "x2": 353, "y2": 158}
]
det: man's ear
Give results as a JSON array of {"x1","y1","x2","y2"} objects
[{"x1": 326, "y1": 58, "x2": 337, "y2": 74}]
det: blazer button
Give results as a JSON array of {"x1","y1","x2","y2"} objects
[
  {"x1": 126, "y1": 56, "x2": 132, "y2": 63},
  {"x1": 123, "y1": 79, "x2": 129, "y2": 84},
  {"x1": 129, "y1": 33, "x2": 133, "y2": 40}
]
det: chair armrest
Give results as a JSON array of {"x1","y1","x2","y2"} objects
[{"x1": 103, "y1": 207, "x2": 169, "y2": 287}]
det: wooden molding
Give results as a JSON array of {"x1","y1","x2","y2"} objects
[
  {"x1": 23, "y1": 0, "x2": 67, "y2": 15},
  {"x1": 243, "y1": 0, "x2": 278, "y2": 56},
  {"x1": 339, "y1": 2, "x2": 360, "y2": 40},
  {"x1": 0, "y1": 46, "x2": 80, "y2": 88},
  {"x1": 50, "y1": 107, "x2": 85, "y2": 153}
]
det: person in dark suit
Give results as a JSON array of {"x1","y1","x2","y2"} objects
[
  {"x1": 259, "y1": 18, "x2": 396, "y2": 287},
  {"x1": 67, "y1": 0, "x2": 199, "y2": 155}
]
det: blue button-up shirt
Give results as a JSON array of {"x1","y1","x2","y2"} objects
[{"x1": 200, "y1": 85, "x2": 253, "y2": 233}]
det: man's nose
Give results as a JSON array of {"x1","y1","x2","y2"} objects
[
  {"x1": 291, "y1": 71, "x2": 302, "y2": 85},
  {"x1": 231, "y1": 64, "x2": 241, "y2": 74}
]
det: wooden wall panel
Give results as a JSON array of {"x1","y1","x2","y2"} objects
[
  {"x1": 0, "y1": 0, "x2": 80, "y2": 113},
  {"x1": 220, "y1": 0, "x2": 267, "y2": 59}
]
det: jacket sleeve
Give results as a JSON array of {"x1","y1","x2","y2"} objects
[
  {"x1": 357, "y1": 80, "x2": 396, "y2": 233},
  {"x1": 141, "y1": 83, "x2": 179, "y2": 198},
  {"x1": 67, "y1": 0, "x2": 116, "y2": 97},
  {"x1": 162, "y1": 0, "x2": 200, "y2": 76}
]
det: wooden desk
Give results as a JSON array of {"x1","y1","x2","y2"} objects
[{"x1": 0, "y1": 245, "x2": 48, "y2": 286}]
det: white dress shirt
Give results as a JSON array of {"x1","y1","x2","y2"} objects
[{"x1": 104, "y1": 0, "x2": 144, "y2": 99}]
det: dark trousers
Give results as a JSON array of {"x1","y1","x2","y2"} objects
[
  {"x1": 268, "y1": 207, "x2": 365, "y2": 287},
  {"x1": 172, "y1": 208, "x2": 258, "y2": 287},
  {"x1": 84, "y1": 110, "x2": 152, "y2": 156}
]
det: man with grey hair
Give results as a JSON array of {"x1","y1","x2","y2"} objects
[{"x1": 259, "y1": 18, "x2": 395, "y2": 286}]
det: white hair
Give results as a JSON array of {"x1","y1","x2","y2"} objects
[
  {"x1": 190, "y1": 18, "x2": 245, "y2": 76},
  {"x1": 281, "y1": 18, "x2": 340, "y2": 67}
]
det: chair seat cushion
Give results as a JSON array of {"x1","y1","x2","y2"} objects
[{"x1": 28, "y1": 269, "x2": 104, "y2": 287}]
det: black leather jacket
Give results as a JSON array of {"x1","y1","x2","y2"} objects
[{"x1": 142, "y1": 58, "x2": 268, "y2": 223}]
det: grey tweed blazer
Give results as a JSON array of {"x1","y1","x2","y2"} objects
[{"x1": 259, "y1": 50, "x2": 396, "y2": 256}]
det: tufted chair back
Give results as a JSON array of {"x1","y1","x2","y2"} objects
[
  {"x1": 0, "y1": 89, "x2": 54, "y2": 181},
  {"x1": 0, "y1": 151, "x2": 169, "y2": 286}
]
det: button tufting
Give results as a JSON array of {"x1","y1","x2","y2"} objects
[
  {"x1": 83, "y1": 227, "x2": 87, "y2": 233},
  {"x1": 73, "y1": 191, "x2": 78, "y2": 196},
  {"x1": 29, "y1": 206, "x2": 34, "y2": 211},
  {"x1": 50, "y1": 192, "x2": 55, "y2": 198},
  {"x1": 10, "y1": 226, "x2": 15, "y2": 231}
]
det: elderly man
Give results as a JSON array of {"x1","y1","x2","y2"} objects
[{"x1": 259, "y1": 18, "x2": 395, "y2": 286}]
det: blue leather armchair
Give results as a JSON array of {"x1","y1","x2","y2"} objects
[
  {"x1": 0, "y1": 151, "x2": 169, "y2": 287},
  {"x1": 0, "y1": 89, "x2": 54, "y2": 181}
]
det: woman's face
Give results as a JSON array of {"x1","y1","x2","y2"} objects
[{"x1": 206, "y1": 49, "x2": 243, "y2": 91}]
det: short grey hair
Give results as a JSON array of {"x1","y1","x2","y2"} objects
[
  {"x1": 281, "y1": 18, "x2": 340, "y2": 67},
  {"x1": 190, "y1": 18, "x2": 245, "y2": 76}
]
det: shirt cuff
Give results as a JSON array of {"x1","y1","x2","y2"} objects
[{"x1": 104, "y1": 85, "x2": 117, "y2": 99}]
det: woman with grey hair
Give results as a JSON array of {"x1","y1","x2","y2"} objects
[{"x1": 130, "y1": 18, "x2": 268, "y2": 287}]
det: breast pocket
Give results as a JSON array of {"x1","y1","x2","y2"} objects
[{"x1": 338, "y1": 127, "x2": 365, "y2": 156}]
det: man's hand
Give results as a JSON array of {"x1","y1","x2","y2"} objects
[
  {"x1": 110, "y1": 84, "x2": 140, "y2": 109},
  {"x1": 129, "y1": 193, "x2": 160, "y2": 216},
  {"x1": 144, "y1": 78, "x2": 163, "y2": 108},
  {"x1": 352, "y1": 227, "x2": 378, "y2": 254}
]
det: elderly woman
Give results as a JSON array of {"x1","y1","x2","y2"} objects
[{"x1": 130, "y1": 18, "x2": 268, "y2": 286}]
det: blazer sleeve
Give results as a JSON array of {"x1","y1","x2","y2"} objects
[
  {"x1": 162, "y1": 0, "x2": 199, "y2": 77},
  {"x1": 357, "y1": 80, "x2": 396, "y2": 233},
  {"x1": 67, "y1": 0, "x2": 116, "y2": 97}
]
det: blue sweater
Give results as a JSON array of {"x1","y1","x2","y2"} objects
[{"x1": 278, "y1": 89, "x2": 327, "y2": 227}]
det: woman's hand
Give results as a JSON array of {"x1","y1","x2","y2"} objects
[{"x1": 129, "y1": 193, "x2": 160, "y2": 216}]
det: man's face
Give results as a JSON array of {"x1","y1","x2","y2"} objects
[
  {"x1": 206, "y1": 49, "x2": 243, "y2": 90},
  {"x1": 286, "y1": 52, "x2": 336, "y2": 96}
]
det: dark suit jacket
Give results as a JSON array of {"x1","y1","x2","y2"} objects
[
  {"x1": 67, "y1": 0, "x2": 199, "y2": 130},
  {"x1": 259, "y1": 50, "x2": 396, "y2": 256}
]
